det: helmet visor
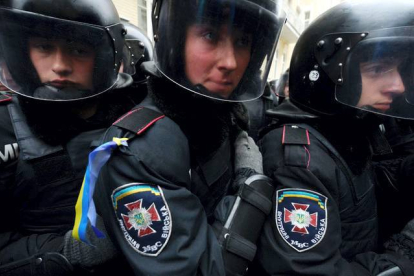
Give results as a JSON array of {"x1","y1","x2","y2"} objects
[
  {"x1": 336, "y1": 26, "x2": 414, "y2": 119},
  {"x1": 154, "y1": 0, "x2": 285, "y2": 102},
  {"x1": 0, "y1": 7, "x2": 118, "y2": 101}
]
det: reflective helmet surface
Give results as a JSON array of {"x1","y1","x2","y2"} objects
[
  {"x1": 151, "y1": 0, "x2": 286, "y2": 102},
  {"x1": 122, "y1": 21, "x2": 154, "y2": 85},
  {"x1": 275, "y1": 68, "x2": 289, "y2": 98},
  {"x1": 0, "y1": 0, "x2": 126, "y2": 101},
  {"x1": 289, "y1": 0, "x2": 414, "y2": 119}
]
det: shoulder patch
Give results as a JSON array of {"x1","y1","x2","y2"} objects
[
  {"x1": 0, "y1": 93, "x2": 12, "y2": 104},
  {"x1": 282, "y1": 125, "x2": 310, "y2": 145},
  {"x1": 275, "y1": 188, "x2": 327, "y2": 252},
  {"x1": 113, "y1": 107, "x2": 165, "y2": 135},
  {"x1": 112, "y1": 183, "x2": 172, "y2": 256}
]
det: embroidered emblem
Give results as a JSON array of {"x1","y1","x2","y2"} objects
[
  {"x1": 275, "y1": 188, "x2": 327, "y2": 252},
  {"x1": 112, "y1": 183, "x2": 172, "y2": 256}
]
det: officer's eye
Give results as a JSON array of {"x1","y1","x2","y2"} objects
[
  {"x1": 66, "y1": 42, "x2": 94, "y2": 58},
  {"x1": 33, "y1": 43, "x2": 55, "y2": 53},
  {"x1": 361, "y1": 61, "x2": 396, "y2": 78},
  {"x1": 202, "y1": 30, "x2": 217, "y2": 42},
  {"x1": 71, "y1": 47, "x2": 93, "y2": 57}
]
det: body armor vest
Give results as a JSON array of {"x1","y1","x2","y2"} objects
[{"x1": 8, "y1": 100, "x2": 106, "y2": 235}]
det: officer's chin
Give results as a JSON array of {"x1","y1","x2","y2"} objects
[{"x1": 33, "y1": 85, "x2": 91, "y2": 100}]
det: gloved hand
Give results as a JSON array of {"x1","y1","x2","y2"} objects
[
  {"x1": 234, "y1": 131, "x2": 263, "y2": 174},
  {"x1": 385, "y1": 218, "x2": 414, "y2": 263},
  {"x1": 62, "y1": 215, "x2": 118, "y2": 269}
]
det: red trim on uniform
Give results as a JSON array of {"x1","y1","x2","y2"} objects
[
  {"x1": 0, "y1": 95, "x2": 12, "y2": 103},
  {"x1": 304, "y1": 146, "x2": 311, "y2": 169},
  {"x1": 137, "y1": 115, "x2": 166, "y2": 135},
  {"x1": 113, "y1": 107, "x2": 144, "y2": 125},
  {"x1": 306, "y1": 129, "x2": 311, "y2": 145},
  {"x1": 282, "y1": 125, "x2": 286, "y2": 144}
]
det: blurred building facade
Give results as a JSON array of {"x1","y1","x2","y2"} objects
[
  {"x1": 268, "y1": 0, "x2": 346, "y2": 81},
  {"x1": 112, "y1": 0, "x2": 346, "y2": 82}
]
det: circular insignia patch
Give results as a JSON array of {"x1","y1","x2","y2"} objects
[
  {"x1": 275, "y1": 188, "x2": 327, "y2": 252},
  {"x1": 112, "y1": 183, "x2": 172, "y2": 256}
]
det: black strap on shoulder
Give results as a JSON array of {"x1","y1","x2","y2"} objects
[
  {"x1": 113, "y1": 107, "x2": 165, "y2": 135},
  {"x1": 282, "y1": 124, "x2": 310, "y2": 145},
  {"x1": 0, "y1": 93, "x2": 12, "y2": 104},
  {"x1": 282, "y1": 124, "x2": 310, "y2": 168}
]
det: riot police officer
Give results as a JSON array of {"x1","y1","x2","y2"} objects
[
  {"x1": 0, "y1": 0, "x2": 151, "y2": 274},
  {"x1": 255, "y1": 0, "x2": 414, "y2": 275},
  {"x1": 86, "y1": 0, "x2": 285, "y2": 275}
]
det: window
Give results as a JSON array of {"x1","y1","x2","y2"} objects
[
  {"x1": 274, "y1": 49, "x2": 279, "y2": 79},
  {"x1": 304, "y1": 11, "x2": 311, "y2": 29},
  {"x1": 137, "y1": 0, "x2": 148, "y2": 34},
  {"x1": 281, "y1": 53, "x2": 286, "y2": 72}
]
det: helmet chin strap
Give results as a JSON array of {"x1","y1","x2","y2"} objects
[{"x1": 33, "y1": 85, "x2": 93, "y2": 101}]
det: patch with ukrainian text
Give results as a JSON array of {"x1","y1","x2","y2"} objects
[
  {"x1": 275, "y1": 188, "x2": 327, "y2": 252},
  {"x1": 112, "y1": 183, "x2": 172, "y2": 256}
]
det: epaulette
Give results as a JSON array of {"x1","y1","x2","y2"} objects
[
  {"x1": 282, "y1": 124, "x2": 311, "y2": 168},
  {"x1": 0, "y1": 93, "x2": 12, "y2": 104},
  {"x1": 282, "y1": 124, "x2": 310, "y2": 145},
  {"x1": 113, "y1": 107, "x2": 165, "y2": 135}
]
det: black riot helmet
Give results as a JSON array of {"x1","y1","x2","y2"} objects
[
  {"x1": 289, "y1": 0, "x2": 414, "y2": 119},
  {"x1": 0, "y1": 0, "x2": 126, "y2": 101},
  {"x1": 151, "y1": 0, "x2": 286, "y2": 102},
  {"x1": 121, "y1": 21, "x2": 153, "y2": 85}
]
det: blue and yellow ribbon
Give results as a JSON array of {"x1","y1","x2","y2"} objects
[{"x1": 73, "y1": 137, "x2": 128, "y2": 244}]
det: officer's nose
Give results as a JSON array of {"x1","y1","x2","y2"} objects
[
  {"x1": 52, "y1": 48, "x2": 72, "y2": 76},
  {"x1": 216, "y1": 37, "x2": 237, "y2": 72},
  {"x1": 383, "y1": 68, "x2": 405, "y2": 96}
]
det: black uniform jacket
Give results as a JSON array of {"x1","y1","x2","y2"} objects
[
  {"x1": 0, "y1": 87, "x2": 142, "y2": 273},
  {"x1": 95, "y1": 96, "x2": 234, "y2": 276},
  {"x1": 0, "y1": 94, "x2": 106, "y2": 263},
  {"x1": 253, "y1": 101, "x2": 414, "y2": 275}
]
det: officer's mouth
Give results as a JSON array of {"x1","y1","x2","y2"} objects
[
  {"x1": 372, "y1": 103, "x2": 391, "y2": 112},
  {"x1": 47, "y1": 80, "x2": 77, "y2": 89}
]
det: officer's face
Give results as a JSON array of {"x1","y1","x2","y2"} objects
[
  {"x1": 358, "y1": 58, "x2": 405, "y2": 112},
  {"x1": 185, "y1": 23, "x2": 252, "y2": 99},
  {"x1": 28, "y1": 37, "x2": 95, "y2": 91}
]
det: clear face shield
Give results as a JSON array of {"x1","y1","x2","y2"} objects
[
  {"x1": 335, "y1": 27, "x2": 414, "y2": 119},
  {"x1": 153, "y1": 0, "x2": 286, "y2": 102},
  {"x1": 0, "y1": 7, "x2": 123, "y2": 101}
]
